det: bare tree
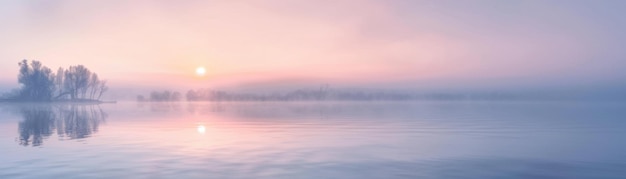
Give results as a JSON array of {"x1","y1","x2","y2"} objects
[
  {"x1": 54, "y1": 67, "x2": 65, "y2": 99},
  {"x1": 89, "y1": 74, "x2": 100, "y2": 99},
  {"x1": 97, "y1": 81, "x2": 108, "y2": 100}
]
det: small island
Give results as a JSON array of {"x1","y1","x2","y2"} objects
[{"x1": 0, "y1": 60, "x2": 110, "y2": 103}]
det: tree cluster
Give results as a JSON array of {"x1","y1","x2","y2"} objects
[
  {"x1": 17, "y1": 60, "x2": 56, "y2": 101},
  {"x1": 8, "y1": 60, "x2": 108, "y2": 101}
]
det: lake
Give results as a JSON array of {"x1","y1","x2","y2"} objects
[{"x1": 1, "y1": 101, "x2": 625, "y2": 178}]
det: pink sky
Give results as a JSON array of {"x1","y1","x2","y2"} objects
[{"x1": 1, "y1": 0, "x2": 625, "y2": 93}]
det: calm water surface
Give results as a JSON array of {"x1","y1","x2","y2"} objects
[{"x1": 1, "y1": 101, "x2": 625, "y2": 178}]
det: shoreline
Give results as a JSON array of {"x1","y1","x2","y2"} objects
[{"x1": 0, "y1": 99, "x2": 116, "y2": 104}]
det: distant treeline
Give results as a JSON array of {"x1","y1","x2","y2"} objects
[
  {"x1": 137, "y1": 86, "x2": 544, "y2": 102},
  {"x1": 1, "y1": 60, "x2": 108, "y2": 102},
  {"x1": 139, "y1": 87, "x2": 565, "y2": 102},
  {"x1": 184, "y1": 88, "x2": 417, "y2": 101},
  {"x1": 136, "y1": 88, "x2": 564, "y2": 102},
  {"x1": 138, "y1": 86, "x2": 568, "y2": 102},
  {"x1": 137, "y1": 90, "x2": 182, "y2": 102}
]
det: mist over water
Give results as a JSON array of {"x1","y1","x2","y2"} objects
[
  {"x1": 1, "y1": 101, "x2": 625, "y2": 178},
  {"x1": 2, "y1": 1, "x2": 626, "y2": 178}
]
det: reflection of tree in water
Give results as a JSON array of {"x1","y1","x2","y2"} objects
[
  {"x1": 56, "y1": 105, "x2": 107, "y2": 140},
  {"x1": 18, "y1": 107, "x2": 55, "y2": 146},
  {"x1": 18, "y1": 105, "x2": 107, "y2": 147}
]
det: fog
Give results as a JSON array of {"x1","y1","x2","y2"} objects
[
  {"x1": 2, "y1": 1, "x2": 626, "y2": 178},
  {"x1": 1, "y1": 0, "x2": 626, "y2": 99}
]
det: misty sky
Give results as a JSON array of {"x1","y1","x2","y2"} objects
[{"x1": 1, "y1": 0, "x2": 626, "y2": 93}]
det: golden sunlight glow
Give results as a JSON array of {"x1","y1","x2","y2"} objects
[
  {"x1": 195, "y1": 67, "x2": 206, "y2": 76},
  {"x1": 197, "y1": 125, "x2": 206, "y2": 134}
]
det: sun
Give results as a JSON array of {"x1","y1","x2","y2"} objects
[
  {"x1": 197, "y1": 125, "x2": 206, "y2": 134},
  {"x1": 195, "y1": 67, "x2": 206, "y2": 76}
]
